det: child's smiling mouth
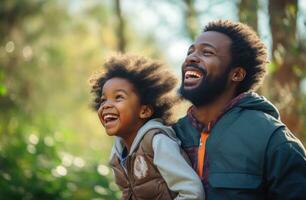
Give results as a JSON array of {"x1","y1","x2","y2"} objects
[{"x1": 102, "y1": 113, "x2": 119, "y2": 127}]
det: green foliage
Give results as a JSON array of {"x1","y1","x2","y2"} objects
[
  {"x1": 0, "y1": 70, "x2": 6, "y2": 96},
  {"x1": 0, "y1": 0, "x2": 122, "y2": 199},
  {"x1": 0, "y1": 0, "x2": 165, "y2": 198},
  {"x1": 267, "y1": 61, "x2": 277, "y2": 74},
  {"x1": 0, "y1": 118, "x2": 119, "y2": 200},
  {"x1": 1, "y1": 0, "x2": 305, "y2": 199}
]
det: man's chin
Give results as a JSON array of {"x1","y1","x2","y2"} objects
[
  {"x1": 183, "y1": 77, "x2": 203, "y2": 90},
  {"x1": 179, "y1": 86, "x2": 202, "y2": 105},
  {"x1": 179, "y1": 85, "x2": 220, "y2": 107}
]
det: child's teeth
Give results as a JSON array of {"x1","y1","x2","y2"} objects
[{"x1": 104, "y1": 114, "x2": 118, "y2": 122}]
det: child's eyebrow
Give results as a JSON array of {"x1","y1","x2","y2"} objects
[
  {"x1": 101, "y1": 89, "x2": 129, "y2": 97},
  {"x1": 114, "y1": 89, "x2": 128, "y2": 95}
]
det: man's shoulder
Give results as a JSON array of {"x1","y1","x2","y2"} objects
[
  {"x1": 210, "y1": 107, "x2": 285, "y2": 150},
  {"x1": 173, "y1": 115, "x2": 189, "y2": 127},
  {"x1": 228, "y1": 106, "x2": 284, "y2": 132},
  {"x1": 226, "y1": 107, "x2": 305, "y2": 151},
  {"x1": 267, "y1": 126, "x2": 306, "y2": 154},
  {"x1": 172, "y1": 116, "x2": 200, "y2": 148}
]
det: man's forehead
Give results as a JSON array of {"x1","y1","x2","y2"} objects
[{"x1": 194, "y1": 31, "x2": 232, "y2": 48}]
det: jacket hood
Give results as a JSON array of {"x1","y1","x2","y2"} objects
[
  {"x1": 235, "y1": 92, "x2": 280, "y2": 119},
  {"x1": 110, "y1": 118, "x2": 179, "y2": 159}
]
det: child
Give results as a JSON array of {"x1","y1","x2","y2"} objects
[{"x1": 91, "y1": 54, "x2": 204, "y2": 200}]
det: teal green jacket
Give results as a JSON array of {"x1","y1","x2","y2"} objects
[{"x1": 173, "y1": 92, "x2": 306, "y2": 200}]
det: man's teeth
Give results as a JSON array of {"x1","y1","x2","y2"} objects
[{"x1": 185, "y1": 71, "x2": 201, "y2": 78}]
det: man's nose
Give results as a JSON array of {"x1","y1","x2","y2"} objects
[{"x1": 185, "y1": 52, "x2": 200, "y2": 64}]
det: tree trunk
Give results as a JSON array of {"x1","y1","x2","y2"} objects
[
  {"x1": 268, "y1": 0, "x2": 304, "y2": 137},
  {"x1": 114, "y1": 0, "x2": 126, "y2": 52},
  {"x1": 238, "y1": 0, "x2": 258, "y2": 31},
  {"x1": 183, "y1": 0, "x2": 198, "y2": 40}
]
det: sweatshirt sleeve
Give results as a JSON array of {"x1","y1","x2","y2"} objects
[
  {"x1": 152, "y1": 134, "x2": 205, "y2": 200},
  {"x1": 265, "y1": 127, "x2": 306, "y2": 200}
]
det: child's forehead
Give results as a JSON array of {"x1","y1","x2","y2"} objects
[{"x1": 102, "y1": 77, "x2": 138, "y2": 94}]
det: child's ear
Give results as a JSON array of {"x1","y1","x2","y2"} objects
[{"x1": 139, "y1": 105, "x2": 153, "y2": 119}]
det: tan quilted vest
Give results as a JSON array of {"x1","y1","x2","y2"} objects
[{"x1": 109, "y1": 129, "x2": 177, "y2": 200}]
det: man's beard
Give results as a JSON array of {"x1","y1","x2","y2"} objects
[{"x1": 179, "y1": 68, "x2": 230, "y2": 107}]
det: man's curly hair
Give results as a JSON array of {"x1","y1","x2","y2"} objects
[
  {"x1": 204, "y1": 20, "x2": 269, "y2": 94},
  {"x1": 90, "y1": 54, "x2": 178, "y2": 124}
]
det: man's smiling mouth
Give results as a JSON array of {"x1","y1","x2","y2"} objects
[
  {"x1": 184, "y1": 70, "x2": 202, "y2": 79},
  {"x1": 183, "y1": 66, "x2": 205, "y2": 88}
]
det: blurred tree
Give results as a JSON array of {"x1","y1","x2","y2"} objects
[
  {"x1": 0, "y1": 0, "x2": 169, "y2": 199},
  {"x1": 238, "y1": 0, "x2": 258, "y2": 31},
  {"x1": 114, "y1": 0, "x2": 126, "y2": 52},
  {"x1": 0, "y1": 0, "x2": 120, "y2": 199},
  {"x1": 268, "y1": 0, "x2": 306, "y2": 138},
  {"x1": 182, "y1": 0, "x2": 199, "y2": 40}
]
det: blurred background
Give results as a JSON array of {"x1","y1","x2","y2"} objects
[{"x1": 0, "y1": 0, "x2": 305, "y2": 199}]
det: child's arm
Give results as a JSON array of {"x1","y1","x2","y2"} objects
[{"x1": 152, "y1": 134, "x2": 205, "y2": 200}]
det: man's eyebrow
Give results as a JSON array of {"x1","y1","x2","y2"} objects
[
  {"x1": 189, "y1": 44, "x2": 195, "y2": 48},
  {"x1": 199, "y1": 42, "x2": 217, "y2": 50}
]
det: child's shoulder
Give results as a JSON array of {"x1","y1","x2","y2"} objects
[{"x1": 140, "y1": 128, "x2": 168, "y2": 154}]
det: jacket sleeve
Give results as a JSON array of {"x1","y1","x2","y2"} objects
[
  {"x1": 265, "y1": 127, "x2": 306, "y2": 200},
  {"x1": 152, "y1": 134, "x2": 205, "y2": 200}
]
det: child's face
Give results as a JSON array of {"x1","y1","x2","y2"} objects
[{"x1": 97, "y1": 77, "x2": 151, "y2": 138}]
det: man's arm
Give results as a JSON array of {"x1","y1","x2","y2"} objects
[{"x1": 265, "y1": 127, "x2": 306, "y2": 200}]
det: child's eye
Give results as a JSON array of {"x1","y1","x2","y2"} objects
[
  {"x1": 116, "y1": 94, "x2": 125, "y2": 101},
  {"x1": 100, "y1": 97, "x2": 106, "y2": 104}
]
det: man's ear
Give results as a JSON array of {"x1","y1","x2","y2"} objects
[
  {"x1": 231, "y1": 67, "x2": 246, "y2": 82},
  {"x1": 139, "y1": 105, "x2": 153, "y2": 119}
]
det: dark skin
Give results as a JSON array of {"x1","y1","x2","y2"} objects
[
  {"x1": 98, "y1": 78, "x2": 153, "y2": 151},
  {"x1": 182, "y1": 31, "x2": 246, "y2": 125}
]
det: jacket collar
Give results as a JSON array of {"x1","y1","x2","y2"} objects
[{"x1": 187, "y1": 92, "x2": 248, "y2": 132}]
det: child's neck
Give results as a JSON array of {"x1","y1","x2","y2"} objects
[
  {"x1": 123, "y1": 135, "x2": 136, "y2": 153},
  {"x1": 122, "y1": 121, "x2": 145, "y2": 152}
]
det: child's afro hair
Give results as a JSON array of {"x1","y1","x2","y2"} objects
[{"x1": 90, "y1": 54, "x2": 178, "y2": 124}]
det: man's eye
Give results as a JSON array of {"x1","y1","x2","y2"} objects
[
  {"x1": 187, "y1": 49, "x2": 193, "y2": 55},
  {"x1": 203, "y1": 51, "x2": 213, "y2": 56}
]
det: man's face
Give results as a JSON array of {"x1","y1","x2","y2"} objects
[{"x1": 179, "y1": 31, "x2": 233, "y2": 107}]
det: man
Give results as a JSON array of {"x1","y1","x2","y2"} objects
[{"x1": 173, "y1": 19, "x2": 306, "y2": 199}]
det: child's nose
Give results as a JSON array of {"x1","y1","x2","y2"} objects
[
  {"x1": 101, "y1": 100, "x2": 113, "y2": 110},
  {"x1": 98, "y1": 100, "x2": 113, "y2": 118}
]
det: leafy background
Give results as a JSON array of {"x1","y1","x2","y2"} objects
[{"x1": 0, "y1": 0, "x2": 305, "y2": 199}]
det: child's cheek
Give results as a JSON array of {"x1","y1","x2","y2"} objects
[{"x1": 97, "y1": 112, "x2": 104, "y2": 125}]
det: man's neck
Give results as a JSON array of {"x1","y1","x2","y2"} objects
[{"x1": 193, "y1": 91, "x2": 236, "y2": 125}]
